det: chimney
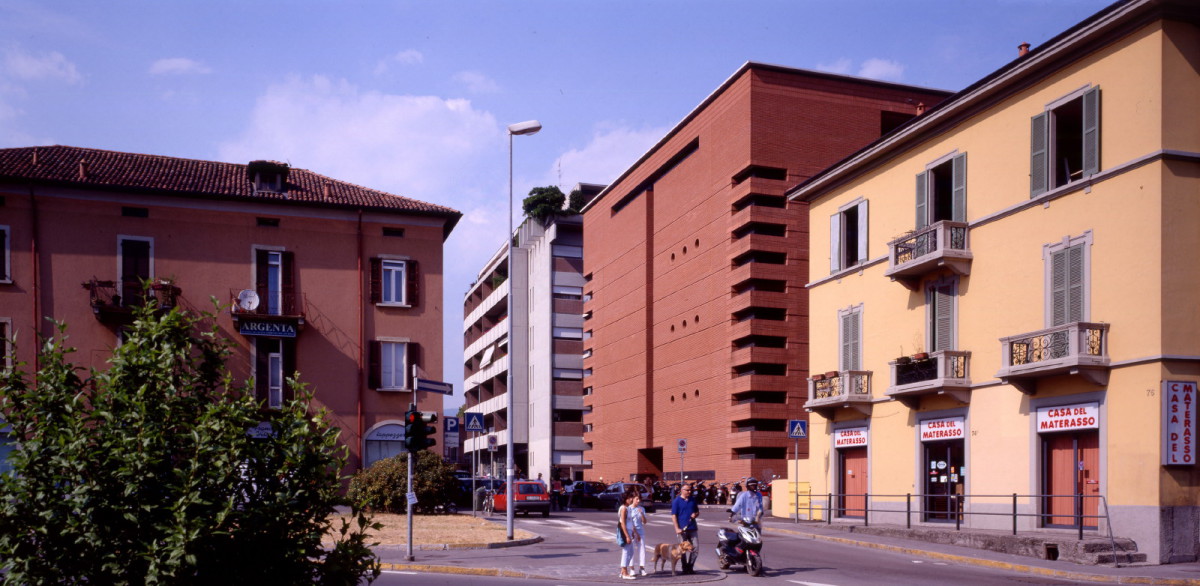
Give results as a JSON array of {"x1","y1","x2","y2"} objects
[
  {"x1": 323, "y1": 181, "x2": 332, "y2": 202},
  {"x1": 1018, "y1": 42, "x2": 1031, "y2": 57},
  {"x1": 78, "y1": 160, "x2": 89, "y2": 180},
  {"x1": 31, "y1": 148, "x2": 38, "y2": 166},
  {"x1": 916, "y1": 102, "x2": 926, "y2": 115}
]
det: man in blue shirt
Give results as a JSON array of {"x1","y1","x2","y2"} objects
[
  {"x1": 730, "y1": 477, "x2": 764, "y2": 525},
  {"x1": 671, "y1": 483, "x2": 700, "y2": 574}
]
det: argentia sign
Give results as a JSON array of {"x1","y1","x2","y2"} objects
[
  {"x1": 1036, "y1": 402, "x2": 1099, "y2": 433},
  {"x1": 1163, "y1": 381, "x2": 1196, "y2": 466},
  {"x1": 919, "y1": 417, "x2": 965, "y2": 442},
  {"x1": 833, "y1": 427, "x2": 868, "y2": 448}
]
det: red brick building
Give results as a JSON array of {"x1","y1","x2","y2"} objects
[
  {"x1": 580, "y1": 63, "x2": 950, "y2": 483},
  {"x1": 0, "y1": 146, "x2": 459, "y2": 475}
]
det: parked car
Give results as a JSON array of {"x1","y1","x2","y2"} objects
[
  {"x1": 492, "y1": 480, "x2": 551, "y2": 517},
  {"x1": 565, "y1": 480, "x2": 606, "y2": 509},
  {"x1": 596, "y1": 482, "x2": 657, "y2": 512}
]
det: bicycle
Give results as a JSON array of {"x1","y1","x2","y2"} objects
[{"x1": 481, "y1": 488, "x2": 495, "y2": 516}]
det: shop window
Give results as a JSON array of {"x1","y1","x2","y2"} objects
[
  {"x1": 830, "y1": 199, "x2": 868, "y2": 273},
  {"x1": 915, "y1": 152, "x2": 966, "y2": 228},
  {"x1": 1031, "y1": 86, "x2": 1100, "y2": 197}
]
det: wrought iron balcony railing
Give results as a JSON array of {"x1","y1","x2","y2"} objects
[
  {"x1": 884, "y1": 221, "x2": 972, "y2": 290},
  {"x1": 84, "y1": 278, "x2": 180, "y2": 324},
  {"x1": 807, "y1": 370, "x2": 872, "y2": 417},
  {"x1": 886, "y1": 350, "x2": 972, "y2": 407},
  {"x1": 997, "y1": 321, "x2": 1110, "y2": 394},
  {"x1": 229, "y1": 288, "x2": 305, "y2": 319}
]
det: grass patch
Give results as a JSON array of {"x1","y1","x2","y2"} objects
[{"x1": 328, "y1": 513, "x2": 535, "y2": 546}]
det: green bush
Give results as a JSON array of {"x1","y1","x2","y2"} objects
[
  {"x1": 0, "y1": 300, "x2": 380, "y2": 585},
  {"x1": 349, "y1": 450, "x2": 460, "y2": 514}
]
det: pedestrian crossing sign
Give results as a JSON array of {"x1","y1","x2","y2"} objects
[{"x1": 788, "y1": 420, "x2": 808, "y2": 439}]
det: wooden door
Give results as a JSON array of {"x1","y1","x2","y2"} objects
[
  {"x1": 1044, "y1": 431, "x2": 1099, "y2": 528},
  {"x1": 839, "y1": 447, "x2": 868, "y2": 518}
]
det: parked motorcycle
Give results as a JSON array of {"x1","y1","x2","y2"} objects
[
  {"x1": 716, "y1": 510, "x2": 764, "y2": 576},
  {"x1": 714, "y1": 483, "x2": 727, "y2": 505}
]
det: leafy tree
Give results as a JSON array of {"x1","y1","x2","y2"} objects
[
  {"x1": 0, "y1": 301, "x2": 381, "y2": 585},
  {"x1": 522, "y1": 185, "x2": 567, "y2": 224},
  {"x1": 348, "y1": 450, "x2": 460, "y2": 514},
  {"x1": 567, "y1": 188, "x2": 588, "y2": 213}
]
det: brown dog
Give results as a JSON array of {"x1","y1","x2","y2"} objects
[{"x1": 651, "y1": 541, "x2": 695, "y2": 576}]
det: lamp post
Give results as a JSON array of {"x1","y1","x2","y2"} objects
[{"x1": 506, "y1": 119, "x2": 541, "y2": 541}]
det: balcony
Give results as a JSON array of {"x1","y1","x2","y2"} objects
[
  {"x1": 997, "y1": 322, "x2": 1110, "y2": 394},
  {"x1": 806, "y1": 370, "x2": 873, "y2": 417},
  {"x1": 84, "y1": 278, "x2": 180, "y2": 326},
  {"x1": 885, "y1": 350, "x2": 972, "y2": 408},
  {"x1": 229, "y1": 288, "x2": 306, "y2": 337},
  {"x1": 884, "y1": 221, "x2": 972, "y2": 290}
]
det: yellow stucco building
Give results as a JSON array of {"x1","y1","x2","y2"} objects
[{"x1": 788, "y1": 0, "x2": 1200, "y2": 564}]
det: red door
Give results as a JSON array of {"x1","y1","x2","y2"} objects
[
  {"x1": 839, "y1": 447, "x2": 868, "y2": 518},
  {"x1": 1043, "y1": 431, "x2": 1099, "y2": 528}
]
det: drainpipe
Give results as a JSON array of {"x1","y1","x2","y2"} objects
[
  {"x1": 27, "y1": 183, "x2": 40, "y2": 373},
  {"x1": 357, "y1": 209, "x2": 365, "y2": 470}
]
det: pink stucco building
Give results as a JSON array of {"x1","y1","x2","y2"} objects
[{"x1": 0, "y1": 145, "x2": 459, "y2": 474}]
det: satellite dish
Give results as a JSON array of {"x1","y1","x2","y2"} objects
[{"x1": 237, "y1": 289, "x2": 260, "y2": 311}]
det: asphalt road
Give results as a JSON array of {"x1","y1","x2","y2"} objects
[{"x1": 379, "y1": 508, "x2": 1098, "y2": 585}]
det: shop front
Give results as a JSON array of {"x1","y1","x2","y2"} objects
[
  {"x1": 1036, "y1": 402, "x2": 1100, "y2": 529},
  {"x1": 834, "y1": 427, "x2": 868, "y2": 518},
  {"x1": 919, "y1": 416, "x2": 965, "y2": 522}
]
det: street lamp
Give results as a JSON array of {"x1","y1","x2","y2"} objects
[{"x1": 506, "y1": 119, "x2": 540, "y2": 541}]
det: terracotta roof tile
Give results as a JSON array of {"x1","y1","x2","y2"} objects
[{"x1": 0, "y1": 145, "x2": 462, "y2": 223}]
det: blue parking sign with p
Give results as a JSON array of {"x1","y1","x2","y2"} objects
[{"x1": 788, "y1": 420, "x2": 808, "y2": 439}]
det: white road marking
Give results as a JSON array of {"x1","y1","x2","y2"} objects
[{"x1": 787, "y1": 581, "x2": 840, "y2": 586}]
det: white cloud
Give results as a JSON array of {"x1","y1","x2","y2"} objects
[
  {"x1": 858, "y1": 58, "x2": 905, "y2": 82},
  {"x1": 149, "y1": 57, "x2": 212, "y2": 76},
  {"x1": 217, "y1": 74, "x2": 500, "y2": 203},
  {"x1": 815, "y1": 58, "x2": 853, "y2": 76},
  {"x1": 545, "y1": 124, "x2": 667, "y2": 193},
  {"x1": 453, "y1": 71, "x2": 499, "y2": 94},
  {"x1": 2, "y1": 45, "x2": 80, "y2": 84},
  {"x1": 373, "y1": 49, "x2": 424, "y2": 76}
]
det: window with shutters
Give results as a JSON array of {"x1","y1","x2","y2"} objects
[
  {"x1": 830, "y1": 199, "x2": 868, "y2": 274},
  {"x1": 254, "y1": 248, "x2": 295, "y2": 316},
  {"x1": 369, "y1": 339, "x2": 418, "y2": 391},
  {"x1": 838, "y1": 305, "x2": 863, "y2": 371},
  {"x1": 915, "y1": 152, "x2": 966, "y2": 228},
  {"x1": 926, "y1": 279, "x2": 957, "y2": 352},
  {"x1": 1043, "y1": 233, "x2": 1091, "y2": 328},
  {"x1": 0, "y1": 318, "x2": 11, "y2": 372},
  {"x1": 119, "y1": 236, "x2": 153, "y2": 305},
  {"x1": 0, "y1": 225, "x2": 9, "y2": 284},
  {"x1": 254, "y1": 338, "x2": 294, "y2": 409},
  {"x1": 370, "y1": 257, "x2": 418, "y2": 307},
  {"x1": 1031, "y1": 86, "x2": 1099, "y2": 197}
]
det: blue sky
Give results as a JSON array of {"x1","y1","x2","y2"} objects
[{"x1": 0, "y1": 0, "x2": 1111, "y2": 411}]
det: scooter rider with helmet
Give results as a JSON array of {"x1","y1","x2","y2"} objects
[{"x1": 730, "y1": 477, "x2": 763, "y2": 525}]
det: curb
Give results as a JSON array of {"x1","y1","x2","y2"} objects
[
  {"x1": 404, "y1": 534, "x2": 544, "y2": 550},
  {"x1": 765, "y1": 527, "x2": 1200, "y2": 586},
  {"x1": 379, "y1": 563, "x2": 540, "y2": 578}
]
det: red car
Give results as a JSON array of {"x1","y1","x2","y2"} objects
[{"x1": 492, "y1": 481, "x2": 551, "y2": 517}]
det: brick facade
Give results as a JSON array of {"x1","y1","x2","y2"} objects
[{"x1": 581, "y1": 63, "x2": 950, "y2": 483}]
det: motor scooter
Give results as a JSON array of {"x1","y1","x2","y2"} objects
[{"x1": 715, "y1": 511, "x2": 763, "y2": 576}]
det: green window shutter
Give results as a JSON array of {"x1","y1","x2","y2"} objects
[
  {"x1": 1082, "y1": 87, "x2": 1100, "y2": 177},
  {"x1": 830, "y1": 213, "x2": 842, "y2": 273},
  {"x1": 915, "y1": 172, "x2": 928, "y2": 229},
  {"x1": 1050, "y1": 249, "x2": 1068, "y2": 326},
  {"x1": 951, "y1": 153, "x2": 967, "y2": 223},
  {"x1": 856, "y1": 200, "x2": 869, "y2": 264},
  {"x1": 1067, "y1": 244, "x2": 1085, "y2": 322},
  {"x1": 930, "y1": 283, "x2": 954, "y2": 352},
  {"x1": 841, "y1": 310, "x2": 861, "y2": 371},
  {"x1": 1030, "y1": 112, "x2": 1049, "y2": 197}
]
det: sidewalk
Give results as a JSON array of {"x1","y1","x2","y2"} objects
[
  {"x1": 377, "y1": 513, "x2": 1200, "y2": 584},
  {"x1": 761, "y1": 517, "x2": 1200, "y2": 586}
]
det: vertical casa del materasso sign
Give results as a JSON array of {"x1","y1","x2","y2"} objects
[{"x1": 238, "y1": 319, "x2": 298, "y2": 338}]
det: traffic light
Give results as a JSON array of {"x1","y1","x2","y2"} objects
[{"x1": 404, "y1": 409, "x2": 438, "y2": 451}]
